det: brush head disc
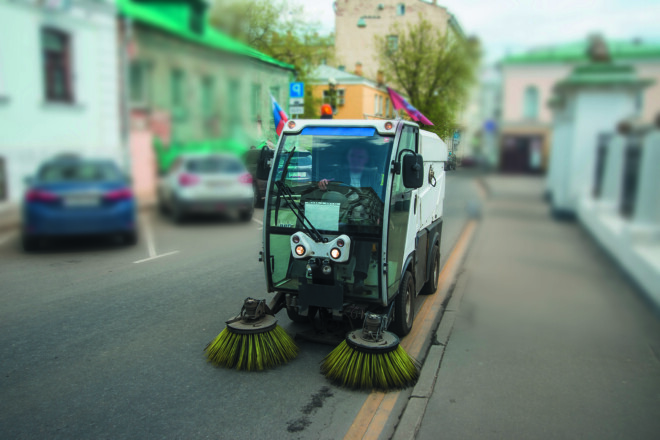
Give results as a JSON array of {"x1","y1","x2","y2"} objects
[
  {"x1": 345, "y1": 329, "x2": 400, "y2": 354},
  {"x1": 226, "y1": 314, "x2": 277, "y2": 335}
]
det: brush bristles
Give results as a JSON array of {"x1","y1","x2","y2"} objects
[
  {"x1": 321, "y1": 340, "x2": 420, "y2": 390},
  {"x1": 205, "y1": 325, "x2": 298, "y2": 371}
]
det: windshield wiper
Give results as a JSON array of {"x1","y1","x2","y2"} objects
[{"x1": 274, "y1": 147, "x2": 323, "y2": 243}]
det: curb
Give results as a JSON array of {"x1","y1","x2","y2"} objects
[
  {"x1": 391, "y1": 267, "x2": 471, "y2": 440},
  {"x1": 0, "y1": 206, "x2": 20, "y2": 234}
]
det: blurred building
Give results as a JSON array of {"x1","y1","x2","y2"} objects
[
  {"x1": 309, "y1": 65, "x2": 397, "y2": 119},
  {"x1": 544, "y1": 42, "x2": 660, "y2": 303},
  {"x1": 471, "y1": 65, "x2": 502, "y2": 168},
  {"x1": 0, "y1": 0, "x2": 122, "y2": 206},
  {"x1": 499, "y1": 37, "x2": 660, "y2": 174},
  {"x1": 334, "y1": 0, "x2": 464, "y2": 81},
  {"x1": 117, "y1": 0, "x2": 294, "y2": 202}
]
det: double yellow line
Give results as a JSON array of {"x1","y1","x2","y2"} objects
[{"x1": 344, "y1": 220, "x2": 477, "y2": 440}]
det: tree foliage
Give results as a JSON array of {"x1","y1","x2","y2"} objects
[
  {"x1": 376, "y1": 18, "x2": 480, "y2": 138},
  {"x1": 209, "y1": 0, "x2": 333, "y2": 118}
]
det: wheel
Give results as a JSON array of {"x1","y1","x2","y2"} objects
[
  {"x1": 392, "y1": 271, "x2": 415, "y2": 337},
  {"x1": 170, "y1": 200, "x2": 185, "y2": 224},
  {"x1": 238, "y1": 208, "x2": 253, "y2": 222},
  {"x1": 286, "y1": 305, "x2": 310, "y2": 324},
  {"x1": 157, "y1": 195, "x2": 168, "y2": 215},
  {"x1": 123, "y1": 231, "x2": 138, "y2": 246},
  {"x1": 22, "y1": 234, "x2": 38, "y2": 252},
  {"x1": 421, "y1": 244, "x2": 440, "y2": 295},
  {"x1": 253, "y1": 183, "x2": 265, "y2": 208}
]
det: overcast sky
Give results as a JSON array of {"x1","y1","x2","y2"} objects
[{"x1": 302, "y1": 0, "x2": 660, "y2": 62}]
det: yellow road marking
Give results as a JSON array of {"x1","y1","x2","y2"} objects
[{"x1": 344, "y1": 220, "x2": 477, "y2": 440}]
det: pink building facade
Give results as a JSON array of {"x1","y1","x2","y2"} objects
[{"x1": 499, "y1": 38, "x2": 660, "y2": 173}]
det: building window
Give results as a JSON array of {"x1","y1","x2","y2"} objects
[
  {"x1": 635, "y1": 90, "x2": 644, "y2": 114},
  {"x1": 386, "y1": 97, "x2": 391, "y2": 117},
  {"x1": 42, "y1": 28, "x2": 73, "y2": 103},
  {"x1": 227, "y1": 78, "x2": 241, "y2": 124},
  {"x1": 129, "y1": 61, "x2": 150, "y2": 106},
  {"x1": 323, "y1": 88, "x2": 345, "y2": 106},
  {"x1": 523, "y1": 86, "x2": 539, "y2": 119},
  {"x1": 374, "y1": 94, "x2": 379, "y2": 115},
  {"x1": 201, "y1": 76, "x2": 214, "y2": 117},
  {"x1": 0, "y1": 156, "x2": 6, "y2": 202},
  {"x1": 396, "y1": 3, "x2": 405, "y2": 15},
  {"x1": 387, "y1": 35, "x2": 399, "y2": 53},
  {"x1": 269, "y1": 86, "x2": 280, "y2": 103},
  {"x1": 171, "y1": 69, "x2": 185, "y2": 111},
  {"x1": 251, "y1": 83, "x2": 262, "y2": 121}
]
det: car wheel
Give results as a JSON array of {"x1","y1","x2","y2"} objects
[
  {"x1": 239, "y1": 208, "x2": 253, "y2": 223},
  {"x1": 170, "y1": 200, "x2": 185, "y2": 224},
  {"x1": 123, "y1": 231, "x2": 138, "y2": 246},
  {"x1": 253, "y1": 183, "x2": 264, "y2": 208},
  {"x1": 421, "y1": 244, "x2": 440, "y2": 295},
  {"x1": 392, "y1": 271, "x2": 415, "y2": 337},
  {"x1": 22, "y1": 234, "x2": 38, "y2": 252},
  {"x1": 157, "y1": 195, "x2": 168, "y2": 215}
]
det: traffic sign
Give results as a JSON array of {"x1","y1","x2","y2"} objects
[
  {"x1": 289, "y1": 98, "x2": 303, "y2": 106},
  {"x1": 289, "y1": 82, "x2": 304, "y2": 98},
  {"x1": 289, "y1": 105, "x2": 304, "y2": 115}
]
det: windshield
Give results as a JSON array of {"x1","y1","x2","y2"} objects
[
  {"x1": 185, "y1": 156, "x2": 244, "y2": 174},
  {"x1": 38, "y1": 161, "x2": 122, "y2": 183},
  {"x1": 267, "y1": 127, "x2": 394, "y2": 235}
]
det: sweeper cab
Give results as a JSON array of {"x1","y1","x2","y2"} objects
[{"x1": 257, "y1": 119, "x2": 447, "y2": 339}]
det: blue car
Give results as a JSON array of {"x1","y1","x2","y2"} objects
[{"x1": 22, "y1": 157, "x2": 137, "y2": 251}]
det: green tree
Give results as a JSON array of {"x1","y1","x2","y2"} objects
[
  {"x1": 375, "y1": 18, "x2": 480, "y2": 138},
  {"x1": 209, "y1": 0, "x2": 333, "y2": 119}
]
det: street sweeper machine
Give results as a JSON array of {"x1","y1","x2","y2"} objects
[{"x1": 206, "y1": 119, "x2": 448, "y2": 390}]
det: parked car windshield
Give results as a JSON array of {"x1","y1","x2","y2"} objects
[
  {"x1": 267, "y1": 126, "x2": 394, "y2": 234},
  {"x1": 185, "y1": 156, "x2": 244, "y2": 174},
  {"x1": 38, "y1": 161, "x2": 122, "y2": 183}
]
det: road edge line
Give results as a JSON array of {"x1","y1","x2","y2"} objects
[{"x1": 344, "y1": 220, "x2": 478, "y2": 440}]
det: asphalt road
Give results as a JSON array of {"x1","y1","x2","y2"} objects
[{"x1": 0, "y1": 170, "x2": 481, "y2": 439}]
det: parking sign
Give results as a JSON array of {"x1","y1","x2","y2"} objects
[{"x1": 289, "y1": 82, "x2": 304, "y2": 98}]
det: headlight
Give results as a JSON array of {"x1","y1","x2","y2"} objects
[
  {"x1": 295, "y1": 245, "x2": 306, "y2": 256},
  {"x1": 292, "y1": 234, "x2": 300, "y2": 244},
  {"x1": 330, "y1": 248, "x2": 341, "y2": 259}
]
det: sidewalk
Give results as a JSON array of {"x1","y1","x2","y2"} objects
[
  {"x1": 0, "y1": 202, "x2": 19, "y2": 233},
  {"x1": 395, "y1": 175, "x2": 660, "y2": 439}
]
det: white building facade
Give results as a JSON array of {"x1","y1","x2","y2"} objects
[{"x1": 0, "y1": 0, "x2": 123, "y2": 207}]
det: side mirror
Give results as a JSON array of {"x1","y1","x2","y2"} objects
[
  {"x1": 256, "y1": 146, "x2": 274, "y2": 181},
  {"x1": 402, "y1": 153, "x2": 424, "y2": 189}
]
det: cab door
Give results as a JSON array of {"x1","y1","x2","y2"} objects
[{"x1": 385, "y1": 125, "x2": 419, "y2": 301}]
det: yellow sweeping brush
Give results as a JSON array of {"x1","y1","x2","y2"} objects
[
  {"x1": 321, "y1": 312, "x2": 420, "y2": 390},
  {"x1": 205, "y1": 297, "x2": 298, "y2": 371}
]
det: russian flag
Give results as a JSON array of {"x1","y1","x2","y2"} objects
[
  {"x1": 271, "y1": 95, "x2": 288, "y2": 136},
  {"x1": 386, "y1": 87, "x2": 433, "y2": 126}
]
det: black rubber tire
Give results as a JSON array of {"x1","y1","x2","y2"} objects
[
  {"x1": 157, "y1": 196, "x2": 168, "y2": 215},
  {"x1": 170, "y1": 200, "x2": 185, "y2": 224},
  {"x1": 238, "y1": 209, "x2": 253, "y2": 222},
  {"x1": 392, "y1": 271, "x2": 415, "y2": 337},
  {"x1": 421, "y1": 244, "x2": 440, "y2": 295},
  {"x1": 22, "y1": 235, "x2": 38, "y2": 252},
  {"x1": 286, "y1": 305, "x2": 309, "y2": 324},
  {"x1": 253, "y1": 183, "x2": 265, "y2": 208},
  {"x1": 123, "y1": 231, "x2": 138, "y2": 246}
]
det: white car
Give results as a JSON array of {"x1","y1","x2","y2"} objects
[{"x1": 157, "y1": 153, "x2": 255, "y2": 223}]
